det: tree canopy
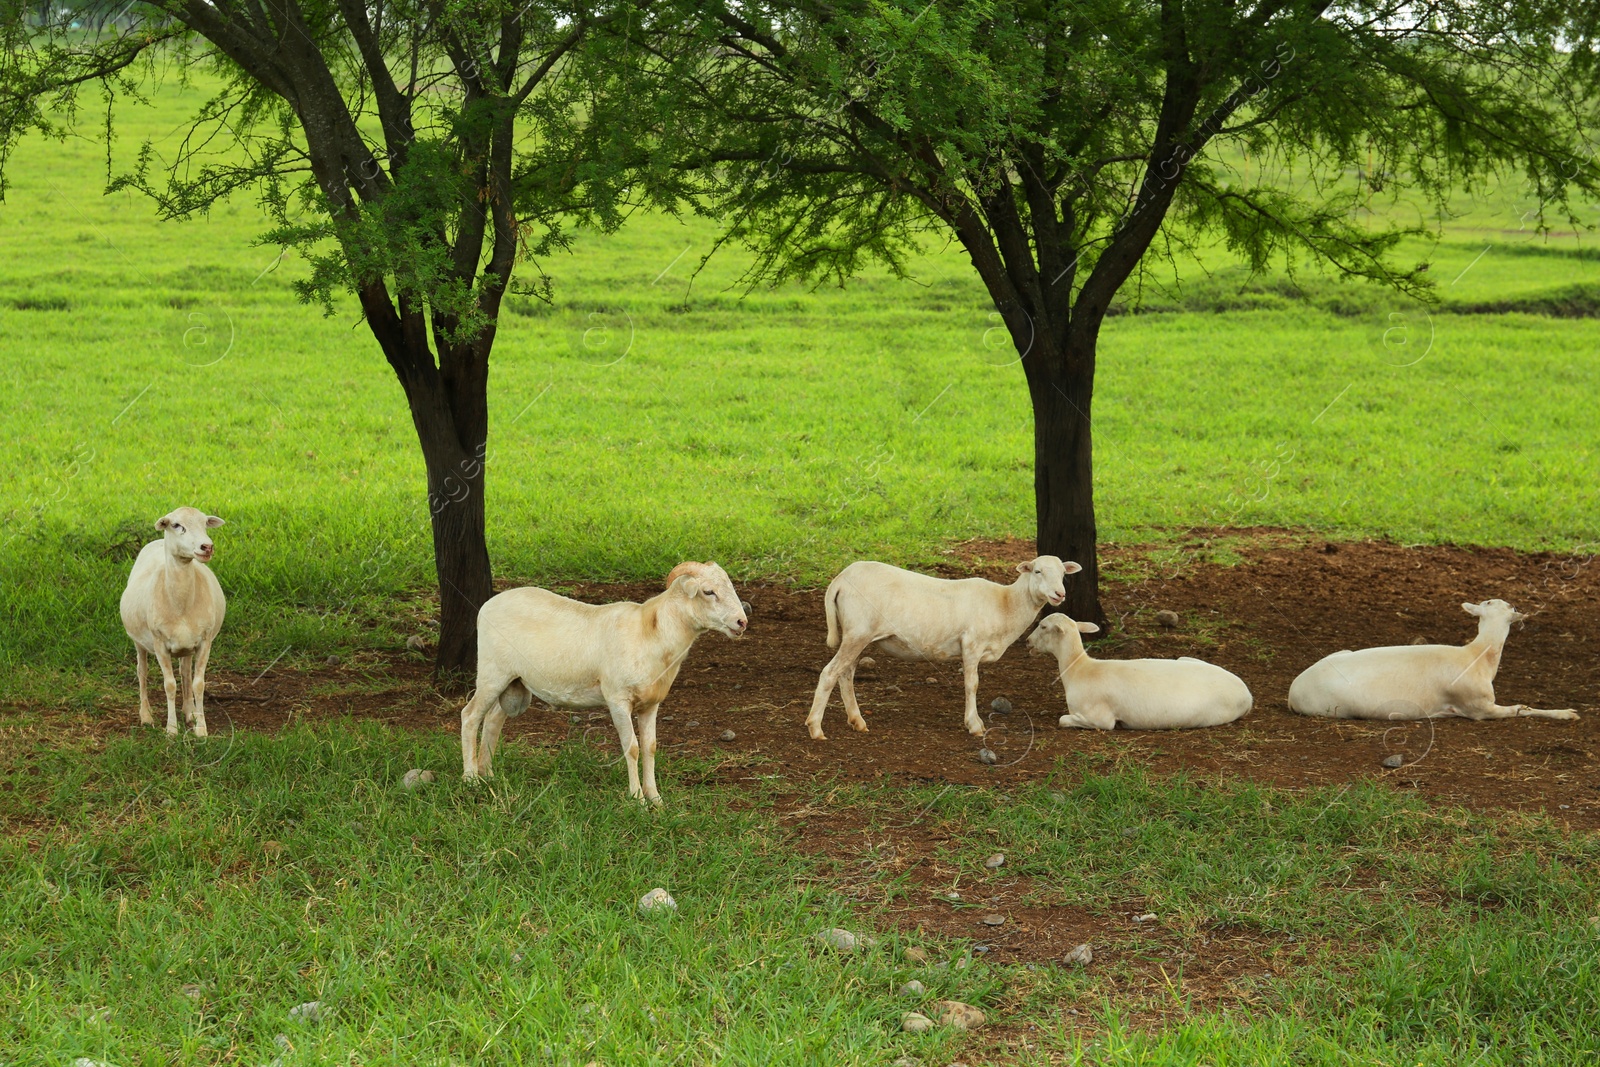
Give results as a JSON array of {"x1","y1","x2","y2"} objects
[
  {"x1": 627, "y1": 0, "x2": 1600, "y2": 617},
  {"x1": 2, "y1": 0, "x2": 641, "y2": 672}
]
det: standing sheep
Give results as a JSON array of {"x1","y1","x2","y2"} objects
[
  {"x1": 808, "y1": 556, "x2": 1079, "y2": 739},
  {"x1": 460, "y1": 562, "x2": 747, "y2": 803},
  {"x1": 1288, "y1": 599, "x2": 1578, "y2": 722},
  {"x1": 119, "y1": 507, "x2": 227, "y2": 737},
  {"x1": 1027, "y1": 614, "x2": 1253, "y2": 729}
]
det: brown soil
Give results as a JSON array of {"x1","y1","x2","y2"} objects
[{"x1": 15, "y1": 532, "x2": 1599, "y2": 1032}]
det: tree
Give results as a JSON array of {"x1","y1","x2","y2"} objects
[
  {"x1": 1, "y1": 0, "x2": 634, "y2": 675},
  {"x1": 632, "y1": 0, "x2": 1600, "y2": 621}
]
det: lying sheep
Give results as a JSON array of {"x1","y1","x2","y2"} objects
[
  {"x1": 119, "y1": 507, "x2": 227, "y2": 737},
  {"x1": 460, "y1": 562, "x2": 747, "y2": 802},
  {"x1": 1027, "y1": 615, "x2": 1252, "y2": 729},
  {"x1": 808, "y1": 556, "x2": 1078, "y2": 739},
  {"x1": 1288, "y1": 599, "x2": 1577, "y2": 722}
]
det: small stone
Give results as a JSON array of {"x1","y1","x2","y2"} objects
[
  {"x1": 72, "y1": 1060, "x2": 114, "y2": 1067},
  {"x1": 977, "y1": 748, "x2": 998, "y2": 765},
  {"x1": 324, "y1": 654, "x2": 340, "y2": 666},
  {"x1": 1155, "y1": 610, "x2": 1180, "y2": 628},
  {"x1": 571, "y1": 714, "x2": 583, "y2": 723},
  {"x1": 1064, "y1": 943, "x2": 1093, "y2": 966},
  {"x1": 720, "y1": 729, "x2": 736, "y2": 742},
  {"x1": 816, "y1": 927, "x2": 874, "y2": 952},
  {"x1": 899, "y1": 979, "x2": 926, "y2": 996},
  {"x1": 405, "y1": 635, "x2": 427, "y2": 652},
  {"x1": 893, "y1": 1058, "x2": 919, "y2": 1067},
  {"x1": 934, "y1": 999, "x2": 986, "y2": 1030},
  {"x1": 1382, "y1": 754, "x2": 1404, "y2": 769},
  {"x1": 925, "y1": 676, "x2": 938, "y2": 684},
  {"x1": 945, "y1": 891, "x2": 961, "y2": 901},
  {"x1": 262, "y1": 840, "x2": 285, "y2": 858},
  {"x1": 401, "y1": 768, "x2": 435, "y2": 790},
  {"x1": 1410, "y1": 636, "x2": 1429, "y2": 645},
  {"x1": 904, "y1": 946, "x2": 929, "y2": 965},
  {"x1": 981, "y1": 913, "x2": 1005, "y2": 926},
  {"x1": 1121, "y1": 827, "x2": 1137, "y2": 838},
  {"x1": 983, "y1": 853, "x2": 1005, "y2": 869},
  {"x1": 686, "y1": 720, "x2": 699, "y2": 727},
  {"x1": 638, "y1": 888, "x2": 677, "y2": 914},
  {"x1": 990, "y1": 697, "x2": 1012, "y2": 715},
  {"x1": 288, "y1": 1000, "x2": 325, "y2": 1025},
  {"x1": 511, "y1": 951, "x2": 524, "y2": 963},
  {"x1": 181, "y1": 983, "x2": 202, "y2": 998},
  {"x1": 1132, "y1": 913, "x2": 1157, "y2": 923},
  {"x1": 859, "y1": 656, "x2": 876, "y2": 668},
  {"x1": 973, "y1": 945, "x2": 991, "y2": 955},
  {"x1": 901, "y1": 1011, "x2": 935, "y2": 1033}
]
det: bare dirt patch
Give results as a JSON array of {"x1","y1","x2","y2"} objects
[{"x1": 36, "y1": 532, "x2": 1598, "y2": 820}]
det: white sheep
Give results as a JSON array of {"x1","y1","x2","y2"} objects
[
  {"x1": 1287, "y1": 598, "x2": 1578, "y2": 722},
  {"x1": 1026, "y1": 615, "x2": 1253, "y2": 729},
  {"x1": 459, "y1": 561, "x2": 748, "y2": 802},
  {"x1": 119, "y1": 507, "x2": 227, "y2": 737},
  {"x1": 808, "y1": 556, "x2": 1079, "y2": 739}
]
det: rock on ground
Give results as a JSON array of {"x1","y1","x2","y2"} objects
[
  {"x1": 934, "y1": 1000, "x2": 986, "y2": 1030},
  {"x1": 1064, "y1": 943, "x2": 1093, "y2": 966},
  {"x1": 816, "y1": 927, "x2": 875, "y2": 952},
  {"x1": 288, "y1": 1001, "x2": 325, "y2": 1025},
  {"x1": 638, "y1": 888, "x2": 677, "y2": 914},
  {"x1": 901, "y1": 1011, "x2": 935, "y2": 1033},
  {"x1": 401, "y1": 768, "x2": 435, "y2": 790}
]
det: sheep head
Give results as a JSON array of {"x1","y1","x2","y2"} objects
[{"x1": 666, "y1": 561, "x2": 748, "y2": 638}]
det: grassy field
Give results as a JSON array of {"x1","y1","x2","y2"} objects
[
  {"x1": 3, "y1": 78, "x2": 1600, "y2": 687},
  {"x1": 5, "y1": 723, "x2": 1598, "y2": 1065},
  {"x1": 4, "y1": 74, "x2": 1600, "y2": 1066}
]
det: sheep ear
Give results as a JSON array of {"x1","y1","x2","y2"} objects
[
  {"x1": 1513, "y1": 610, "x2": 1529, "y2": 622},
  {"x1": 1076, "y1": 621, "x2": 1100, "y2": 634},
  {"x1": 1063, "y1": 560, "x2": 1083, "y2": 574},
  {"x1": 205, "y1": 516, "x2": 225, "y2": 528},
  {"x1": 1016, "y1": 561, "x2": 1032, "y2": 574},
  {"x1": 1461, "y1": 602, "x2": 1483, "y2": 616},
  {"x1": 155, "y1": 515, "x2": 172, "y2": 530}
]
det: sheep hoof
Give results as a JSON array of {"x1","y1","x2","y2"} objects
[
  {"x1": 809, "y1": 730, "x2": 828, "y2": 741},
  {"x1": 193, "y1": 725, "x2": 208, "y2": 738},
  {"x1": 849, "y1": 720, "x2": 869, "y2": 733},
  {"x1": 165, "y1": 726, "x2": 179, "y2": 738}
]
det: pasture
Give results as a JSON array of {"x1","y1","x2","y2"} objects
[{"x1": 3, "y1": 79, "x2": 1600, "y2": 1065}]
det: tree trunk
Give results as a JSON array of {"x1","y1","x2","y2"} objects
[
  {"x1": 1023, "y1": 339, "x2": 1104, "y2": 625},
  {"x1": 393, "y1": 348, "x2": 493, "y2": 684},
  {"x1": 420, "y1": 434, "x2": 492, "y2": 683}
]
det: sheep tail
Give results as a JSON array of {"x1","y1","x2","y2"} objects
[{"x1": 824, "y1": 578, "x2": 842, "y2": 649}]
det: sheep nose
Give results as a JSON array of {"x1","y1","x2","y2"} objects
[{"x1": 200, "y1": 543, "x2": 213, "y2": 552}]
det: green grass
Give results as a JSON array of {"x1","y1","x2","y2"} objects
[
  {"x1": 5, "y1": 70, "x2": 1600, "y2": 1067},
  {"x1": 3, "y1": 78, "x2": 1600, "y2": 687},
  {"x1": 5, "y1": 725, "x2": 1597, "y2": 1065}
]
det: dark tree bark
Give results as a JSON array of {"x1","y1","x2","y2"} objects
[{"x1": 1023, "y1": 344, "x2": 1101, "y2": 623}]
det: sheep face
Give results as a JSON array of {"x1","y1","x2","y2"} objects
[
  {"x1": 668, "y1": 562, "x2": 748, "y2": 638},
  {"x1": 1027, "y1": 614, "x2": 1099, "y2": 658},
  {"x1": 1462, "y1": 598, "x2": 1528, "y2": 624},
  {"x1": 1017, "y1": 556, "x2": 1080, "y2": 607},
  {"x1": 155, "y1": 507, "x2": 225, "y2": 563}
]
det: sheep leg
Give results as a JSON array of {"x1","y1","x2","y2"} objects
[
  {"x1": 189, "y1": 642, "x2": 212, "y2": 738},
  {"x1": 1058, "y1": 707, "x2": 1118, "y2": 730},
  {"x1": 460, "y1": 684, "x2": 502, "y2": 780},
  {"x1": 960, "y1": 645, "x2": 985, "y2": 736},
  {"x1": 637, "y1": 703, "x2": 664, "y2": 806},
  {"x1": 135, "y1": 645, "x2": 155, "y2": 726},
  {"x1": 179, "y1": 656, "x2": 194, "y2": 726},
  {"x1": 807, "y1": 637, "x2": 873, "y2": 740},
  {"x1": 152, "y1": 648, "x2": 180, "y2": 737},
  {"x1": 607, "y1": 699, "x2": 645, "y2": 801},
  {"x1": 477, "y1": 681, "x2": 530, "y2": 778},
  {"x1": 1458, "y1": 700, "x2": 1579, "y2": 722},
  {"x1": 838, "y1": 661, "x2": 869, "y2": 732}
]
